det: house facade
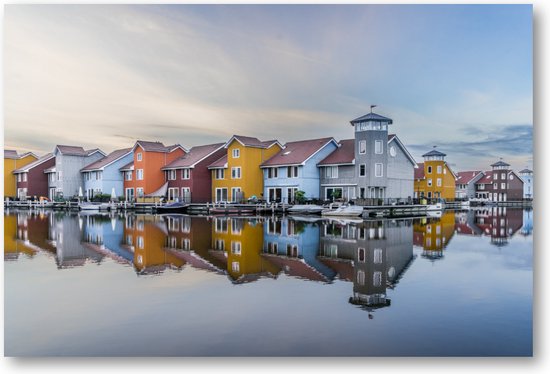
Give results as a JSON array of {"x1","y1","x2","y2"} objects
[
  {"x1": 12, "y1": 153, "x2": 56, "y2": 200},
  {"x1": 45, "y1": 145, "x2": 105, "y2": 200},
  {"x1": 4, "y1": 150, "x2": 38, "y2": 199},
  {"x1": 455, "y1": 171, "x2": 484, "y2": 199},
  {"x1": 208, "y1": 135, "x2": 283, "y2": 203},
  {"x1": 487, "y1": 160, "x2": 523, "y2": 202},
  {"x1": 81, "y1": 148, "x2": 133, "y2": 200},
  {"x1": 317, "y1": 139, "x2": 357, "y2": 201},
  {"x1": 121, "y1": 140, "x2": 187, "y2": 201},
  {"x1": 518, "y1": 168, "x2": 533, "y2": 199},
  {"x1": 414, "y1": 148, "x2": 456, "y2": 200},
  {"x1": 161, "y1": 143, "x2": 225, "y2": 203},
  {"x1": 260, "y1": 137, "x2": 338, "y2": 203}
]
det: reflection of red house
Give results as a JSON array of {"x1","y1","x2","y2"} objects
[
  {"x1": 161, "y1": 143, "x2": 225, "y2": 203},
  {"x1": 318, "y1": 258, "x2": 353, "y2": 281},
  {"x1": 262, "y1": 254, "x2": 331, "y2": 283},
  {"x1": 473, "y1": 207, "x2": 523, "y2": 246}
]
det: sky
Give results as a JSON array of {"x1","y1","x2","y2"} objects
[{"x1": 3, "y1": 4, "x2": 533, "y2": 171}]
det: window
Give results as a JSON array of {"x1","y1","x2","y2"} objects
[
  {"x1": 215, "y1": 218, "x2": 228, "y2": 233},
  {"x1": 358, "y1": 248, "x2": 366, "y2": 262},
  {"x1": 167, "y1": 170, "x2": 176, "y2": 180},
  {"x1": 57, "y1": 171, "x2": 63, "y2": 181},
  {"x1": 136, "y1": 187, "x2": 144, "y2": 197},
  {"x1": 501, "y1": 183, "x2": 506, "y2": 189},
  {"x1": 137, "y1": 236, "x2": 144, "y2": 249},
  {"x1": 375, "y1": 163, "x2": 383, "y2": 177},
  {"x1": 493, "y1": 183, "x2": 498, "y2": 189},
  {"x1": 137, "y1": 153, "x2": 142, "y2": 161},
  {"x1": 23, "y1": 173, "x2": 27, "y2": 182},
  {"x1": 357, "y1": 270, "x2": 365, "y2": 286},
  {"x1": 437, "y1": 165, "x2": 442, "y2": 174},
  {"x1": 494, "y1": 174, "x2": 498, "y2": 180},
  {"x1": 443, "y1": 168, "x2": 447, "y2": 175},
  {"x1": 427, "y1": 191, "x2": 432, "y2": 198},
  {"x1": 232, "y1": 149, "x2": 240, "y2": 158},
  {"x1": 182, "y1": 238, "x2": 191, "y2": 250},
  {"x1": 231, "y1": 167, "x2": 241, "y2": 179},
  {"x1": 181, "y1": 169, "x2": 190, "y2": 179},
  {"x1": 125, "y1": 171, "x2": 132, "y2": 181},
  {"x1": 360, "y1": 187, "x2": 365, "y2": 198},
  {"x1": 375, "y1": 140, "x2": 382, "y2": 154},
  {"x1": 136, "y1": 169, "x2": 144, "y2": 180},
  {"x1": 427, "y1": 166, "x2": 432, "y2": 174},
  {"x1": 501, "y1": 173, "x2": 506, "y2": 180},
  {"x1": 215, "y1": 169, "x2": 225, "y2": 180},
  {"x1": 359, "y1": 140, "x2": 366, "y2": 154},
  {"x1": 427, "y1": 179, "x2": 432, "y2": 187},
  {"x1": 437, "y1": 178, "x2": 442, "y2": 187},
  {"x1": 231, "y1": 241, "x2": 242, "y2": 255},
  {"x1": 389, "y1": 146, "x2": 397, "y2": 157},
  {"x1": 17, "y1": 174, "x2": 21, "y2": 182},
  {"x1": 510, "y1": 174, "x2": 514, "y2": 180},
  {"x1": 359, "y1": 164, "x2": 366, "y2": 177},
  {"x1": 373, "y1": 248, "x2": 383, "y2": 264},
  {"x1": 267, "y1": 167, "x2": 278, "y2": 179},
  {"x1": 288, "y1": 166, "x2": 298, "y2": 178},
  {"x1": 231, "y1": 261, "x2": 240, "y2": 272},
  {"x1": 181, "y1": 187, "x2": 190, "y2": 202},
  {"x1": 231, "y1": 187, "x2": 242, "y2": 202},
  {"x1": 373, "y1": 271, "x2": 382, "y2": 287},
  {"x1": 325, "y1": 166, "x2": 338, "y2": 179},
  {"x1": 215, "y1": 239, "x2": 225, "y2": 251},
  {"x1": 215, "y1": 188, "x2": 228, "y2": 202}
]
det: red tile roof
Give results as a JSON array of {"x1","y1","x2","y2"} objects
[
  {"x1": 317, "y1": 139, "x2": 355, "y2": 165},
  {"x1": 207, "y1": 154, "x2": 228, "y2": 169},
  {"x1": 414, "y1": 163, "x2": 425, "y2": 180},
  {"x1": 81, "y1": 148, "x2": 132, "y2": 172},
  {"x1": 162, "y1": 143, "x2": 224, "y2": 169},
  {"x1": 261, "y1": 137, "x2": 335, "y2": 167},
  {"x1": 456, "y1": 171, "x2": 483, "y2": 185}
]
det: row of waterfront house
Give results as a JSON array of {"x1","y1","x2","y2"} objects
[{"x1": 4, "y1": 110, "x2": 534, "y2": 204}]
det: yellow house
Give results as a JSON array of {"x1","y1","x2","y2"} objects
[
  {"x1": 4, "y1": 150, "x2": 38, "y2": 199},
  {"x1": 208, "y1": 135, "x2": 282, "y2": 203},
  {"x1": 413, "y1": 211, "x2": 455, "y2": 260},
  {"x1": 414, "y1": 148, "x2": 456, "y2": 200},
  {"x1": 211, "y1": 217, "x2": 280, "y2": 283}
]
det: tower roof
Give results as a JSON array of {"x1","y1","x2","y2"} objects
[
  {"x1": 422, "y1": 149, "x2": 446, "y2": 157},
  {"x1": 350, "y1": 112, "x2": 393, "y2": 125},
  {"x1": 491, "y1": 160, "x2": 510, "y2": 167}
]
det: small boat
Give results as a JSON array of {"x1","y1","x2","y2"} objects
[
  {"x1": 426, "y1": 202, "x2": 443, "y2": 211},
  {"x1": 322, "y1": 205, "x2": 364, "y2": 217},
  {"x1": 287, "y1": 204, "x2": 324, "y2": 215},
  {"x1": 80, "y1": 202, "x2": 100, "y2": 211},
  {"x1": 156, "y1": 202, "x2": 189, "y2": 214}
]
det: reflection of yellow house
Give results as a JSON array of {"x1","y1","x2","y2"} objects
[
  {"x1": 4, "y1": 150, "x2": 38, "y2": 199},
  {"x1": 413, "y1": 211, "x2": 456, "y2": 256},
  {"x1": 209, "y1": 135, "x2": 282, "y2": 202},
  {"x1": 414, "y1": 148, "x2": 456, "y2": 200},
  {"x1": 122, "y1": 215, "x2": 185, "y2": 274},
  {"x1": 4, "y1": 214, "x2": 38, "y2": 259},
  {"x1": 211, "y1": 217, "x2": 279, "y2": 283}
]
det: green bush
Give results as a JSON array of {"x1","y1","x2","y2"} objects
[{"x1": 294, "y1": 190, "x2": 307, "y2": 204}]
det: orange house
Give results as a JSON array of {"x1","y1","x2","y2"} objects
[{"x1": 121, "y1": 140, "x2": 187, "y2": 202}]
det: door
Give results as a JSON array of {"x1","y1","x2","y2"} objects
[
  {"x1": 268, "y1": 188, "x2": 282, "y2": 203},
  {"x1": 167, "y1": 187, "x2": 179, "y2": 201},
  {"x1": 181, "y1": 187, "x2": 191, "y2": 203},
  {"x1": 231, "y1": 187, "x2": 242, "y2": 203},
  {"x1": 216, "y1": 188, "x2": 228, "y2": 202},
  {"x1": 49, "y1": 187, "x2": 56, "y2": 200},
  {"x1": 125, "y1": 188, "x2": 134, "y2": 201}
]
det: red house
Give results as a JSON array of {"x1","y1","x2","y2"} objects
[
  {"x1": 12, "y1": 153, "x2": 56, "y2": 200},
  {"x1": 161, "y1": 143, "x2": 225, "y2": 203}
]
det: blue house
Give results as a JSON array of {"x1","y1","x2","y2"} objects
[
  {"x1": 81, "y1": 148, "x2": 133, "y2": 200},
  {"x1": 260, "y1": 137, "x2": 338, "y2": 203}
]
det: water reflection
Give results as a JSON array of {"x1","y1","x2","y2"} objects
[{"x1": 4, "y1": 207, "x2": 533, "y2": 310}]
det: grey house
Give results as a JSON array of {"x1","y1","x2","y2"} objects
[
  {"x1": 45, "y1": 145, "x2": 105, "y2": 200},
  {"x1": 318, "y1": 111, "x2": 416, "y2": 202},
  {"x1": 455, "y1": 171, "x2": 485, "y2": 199}
]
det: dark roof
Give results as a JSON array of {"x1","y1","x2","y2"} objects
[
  {"x1": 414, "y1": 163, "x2": 425, "y2": 179},
  {"x1": 519, "y1": 168, "x2": 533, "y2": 174},
  {"x1": 456, "y1": 171, "x2": 483, "y2": 185},
  {"x1": 476, "y1": 171, "x2": 494, "y2": 184},
  {"x1": 4, "y1": 150, "x2": 19, "y2": 159},
  {"x1": 350, "y1": 112, "x2": 393, "y2": 125},
  {"x1": 422, "y1": 149, "x2": 446, "y2": 157},
  {"x1": 226, "y1": 135, "x2": 281, "y2": 149},
  {"x1": 491, "y1": 160, "x2": 510, "y2": 167},
  {"x1": 56, "y1": 145, "x2": 89, "y2": 156},
  {"x1": 13, "y1": 153, "x2": 55, "y2": 173},
  {"x1": 162, "y1": 143, "x2": 225, "y2": 169},
  {"x1": 119, "y1": 161, "x2": 134, "y2": 171},
  {"x1": 134, "y1": 140, "x2": 185, "y2": 153},
  {"x1": 207, "y1": 154, "x2": 228, "y2": 169},
  {"x1": 317, "y1": 139, "x2": 355, "y2": 165},
  {"x1": 81, "y1": 148, "x2": 132, "y2": 172},
  {"x1": 261, "y1": 137, "x2": 335, "y2": 167}
]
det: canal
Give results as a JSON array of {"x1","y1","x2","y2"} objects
[{"x1": 4, "y1": 208, "x2": 533, "y2": 356}]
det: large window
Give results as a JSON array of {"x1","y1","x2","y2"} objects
[
  {"x1": 215, "y1": 188, "x2": 228, "y2": 202},
  {"x1": 136, "y1": 187, "x2": 144, "y2": 197},
  {"x1": 137, "y1": 153, "x2": 142, "y2": 161},
  {"x1": 375, "y1": 163, "x2": 383, "y2": 177},
  {"x1": 181, "y1": 169, "x2": 190, "y2": 180},
  {"x1": 125, "y1": 171, "x2": 132, "y2": 181},
  {"x1": 359, "y1": 140, "x2": 366, "y2": 154},
  {"x1": 375, "y1": 140, "x2": 382, "y2": 154},
  {"x1": 167, "y1": 170, "x2": 176, "y2": 180},
  {"x1": 231, "y1": 167, "x2": 241, "y2": 179},
  {"x1": 231, "y1": 187, "x2": 241, "y2": 202},
  {"x1": 288, "y1": 166, "x2": 298, "y2": 178},
  {"x1": 215, "y1": 169, "x2": 225, "y2": 180},
  {"x1": 136, "y1": 169, "x2": 144, "y2": 180},
  {"x1": 437, "y1": 165, "x2": 442, "y2": 174},
  {"x1": 267, "y1": 167, "x2": 278, "y2": 179},
  {"x1": 325, "y1": 166, "x2": 338, "y2": 179},
  {"x1": 232, "y1": 149, "x2": 240, "y2": 158}
]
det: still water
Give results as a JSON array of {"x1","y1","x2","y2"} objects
[{"x1": 4, "y1": 208, "x2": 533, "y2": 356}]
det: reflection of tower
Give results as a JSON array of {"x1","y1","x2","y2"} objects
[
  {"x1": 413, "y1": 212, "x2": 455, "y2": 261},
  {"x1": 486, "y1": 207, "x2": 524, "y2": 246},
  {"x1": 490, "y1": 160, "x2": 511, "y2": 202},
  {"x1": 521, "y1": 208, "x2": 533, "y2": 236}
]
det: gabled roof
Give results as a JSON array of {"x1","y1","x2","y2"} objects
[
  {"x1": 476, "y1": 171, "x2": 494, "y2": 184},
  {"x1": 55, "y1": 145, "x2": 105, "y2": 157},
  {"x1": 4, "y1": 150, "x2": 38, "y2": 160},
  {"x1": 207, "y1": 154, "x2": 228, "y2": 169},
  {"x1": 119, "y1": 161, "x2": 134, "y2": 171},
  {"x1": 422, "y1": 148, "x2": 446, "y2": 157},
  {"x1": 388, "y1": 134, "x2": 417, "y2": 167},
  {"x1": 13, "y1": 153, "x2": 55, "y2": 173},
  {"x1": 162, "y1": 143, "x2": 225, "y2": 170},
  {"x1": 133, "y1": 140, "x2": 187, "y2": 153},
  {"x1": 224, "y1": 135, "x2": 282, "y2": 149},
  {"x1": 81, "y1": 148, "x2": 132, "y2": 172},
  {"x1": 491, "y1": 160, "x2": 510, "y2": 167},
  {"x1": 261, "y1": 137, "x2": 337, "y2": 167},
  {"x1": 519, "y1": 168, "x2": 533, "y2": 174},
  {"x1": 317, "y1": 139, "x2": 355, "y2": 166},
  {"x1": 350, "y1": 112, "x2": 393, "y2": 125},
  {"x1": 456, "y1": 171, "x2": 484, "y2": 185}
]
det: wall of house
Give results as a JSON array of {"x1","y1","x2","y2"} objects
[
  {"x1": 414, "y1": 160, "x2": 456, "y2": 199},
  {"x1": 4, "y1": 154, "x2": 37, "y2": 199},
  {"x1": 16, "y1": 157, "x2": 56, "y2": 198},
  {"x1": 507, "y1": 172, "x2": 524, "y2": 201},
  {"x1": 355, "y1": 128, "x2": 388, "y2": 188},
  {"x1": 83, "y1": 152, "x2": 133, "y2": 198},
  {"x1": 54, "y1": 152, "x2": 104, "y2": 198},
  {"x1": 319, "y1": 164, "x2": 356, "y2": 200},
  {"x1": 520, "y1": 174, "x2": 533, "y2": 199},
  {"x1": 386, "y1": 141, "x2": 414, "y2": 199}
]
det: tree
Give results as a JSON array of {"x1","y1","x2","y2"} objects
[{"x1": 295, "y1": 190, "x2": 306, "y2": 204}]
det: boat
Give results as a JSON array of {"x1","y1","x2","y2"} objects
[
  {"x1": 156, "y1": 201, "x2": 189, "y2": 214},
  {"x1": 80, "y1": 202, "x2": 111, "y2": 211},
  {"x1": 322, "y1": 205, "x2": 364, "y2": 217},
  {"x1": 426, "y1": 202, "x2": 443, "y2": 211},
  {"x1": 287, "y1": 204, "x2": 324, "y2": 215}
]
